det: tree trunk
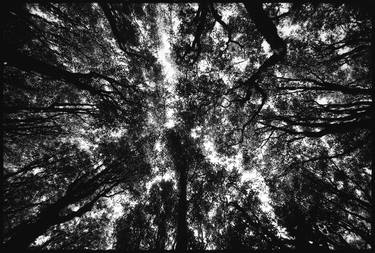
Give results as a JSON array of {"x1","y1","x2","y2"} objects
[
  {"x1": 156, "y1": 213, "x2": 167, "y2": 250},
  {"x1": 295, "y1": 217, "x2": 309, "y2": 250},
  {"x1": 3, "y1": 200, "x2": 65, "y2": 249},
  {"x1": 243, "y1": 1, "x2": 287, "y2": 79},
  {"x1": 4, "y1": 187, "x2": 102, "y2": 249},
  {"x1": 166, "y1": 129, "x2": 189, "y2": 251},
  {"x1": 371, "y1": 15, "x2": 375, "y2": 250},
  {"x1": 2, "y1": 48, "x2": 104, "y2": 96},
  {"x1": 4, "y1": 220, "x2": 54, "y2": 249},
  {"x1": 176, "y1": 163, "x2": 188, "y2": 251}
]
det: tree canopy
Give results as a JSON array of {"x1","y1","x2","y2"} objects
[{"x1": 1, "y1": 1, "x2": 373, "y2": 251}]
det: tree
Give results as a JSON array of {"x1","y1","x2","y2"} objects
[
  {"x1": 2, "y1": 2, "x2": 158, "y2": 249},
  {"x1": 33, "y1": 199, "x2": 112, "y2": 249},
  {"x1": 3, "y1": 135, "x2": 152, "y2": 250},
  {"x1": 171, "y1": 2, "x2": 372, "y2": 249},
  {"x1": 115, "y1": 180, "x2": 177, "y2": 250},
  {"x1": 2, "y1": 1, "x2": 373, "y2": 250}
]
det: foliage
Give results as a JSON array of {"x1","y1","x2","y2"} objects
[{"x1": 2, "y1": 2, "x2": 373, "y2": 250}]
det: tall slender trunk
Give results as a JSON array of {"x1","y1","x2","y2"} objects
[
  {"x1": 4, "y1": 219, "x2": 54, "y2": 249},
  {"x1": 371, "y1": 136, "x2": 374, "y2": 250},
  {"x1": 295, "y1": 218, "x2": 309, "y2": 250},
  {"x1": 176, "y1": 164, "x2": 188, "y2": 251},
  {"x1": 156, "y1": 212, "x2": 167, "y2": 250},
  {"x1": 370, "y1": 15, "x2": 375, "y2": 250},
  {"x1": 3, "y1": 201, "x2": 64, "y2": 249},
  {"x1": 166, "y1": 129, "x2": 189, "y2": 251},
  {"x1": 4, "y1": 188, "x2": 100, "y2": 249}
]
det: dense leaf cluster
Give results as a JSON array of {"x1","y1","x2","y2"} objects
[{"x1": 1, "y1": 2, "x2": 373, "y2": 250}]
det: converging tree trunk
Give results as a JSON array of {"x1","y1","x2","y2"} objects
[
  {"x1": 176, "y1": 160, "x2": 188, "y2": 251},
  {"x1": 371, "y1": 15, "x2": 375, "y2": 250},
  {"x1": 3, "y1": 1, "x2": 372, "y2": 250},
  {"x1": 4, "y1": 206, "x2": 61, "y2": 249},
  {"x1": 156, "y1": 213, "x2": 168, "y2": 250},
  {"x1": 4, "y1": 190, "x2": 104, "y2": 250},
  {"x1": 166, "y1": 129, "x2": 190, "y2": 251}
]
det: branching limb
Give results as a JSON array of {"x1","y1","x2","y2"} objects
[
  {"x1": 227, "y1": 2, "x2": 287, "y2": 145},
  {"x1": 228, "y1": 201, "x2": 292, "y2": 249},
  {"x1": 99, "y1": 3, "x2": 151, "y2": 62},
  {"x1": 2, "y1": 49, "x2": 110, "y2": 98},
  {"x1": 259, "y1": 118, "x2": 372, "y2": 138},
  {"x1": 208, "y1": 3, "x2": 244, "y2": 50},
  {"x1": 276, "y1": 76, "x2": 374, "y2": 96}
]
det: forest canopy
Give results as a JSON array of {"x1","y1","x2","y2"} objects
[{"x1": 1, "y1": 1, "x2": 374, "y2": 250}]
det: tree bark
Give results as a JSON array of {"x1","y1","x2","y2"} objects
[
  {"x1": 243, "y1": 1, "x2": 287, "y2": 89},
  {"x1": 3, "y1": 183, "x2": 107, "y2": 249},
  {"x1": 1, "y1": 49, "x2": 106, "y2": 97},
  {"x1": 294, "y1": 207, "x2": 310, "y2": 250},
  {"x1": 370, "y1": 15, "x2": 375, "y2": 250},
  {"x1": 166, "y1": 129, "x2": 189, "y2": 251},
  {"x1": 156, "y1": 213, "x2": 167, "y2": 250},
  {"x1": 3, "y1": 198, "x2": 67, "y2": 249},
  {"x1": 176, "y1": 165, "x2": 188, "y2": 251}
]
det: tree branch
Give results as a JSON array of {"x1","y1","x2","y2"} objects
[{"x1": 2, "y1": 49, "x2": 109, "y2": 98}]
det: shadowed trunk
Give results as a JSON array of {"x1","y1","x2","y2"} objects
[
  {"x1": 294, "y1": 207, "x2": 310, "y2": 250},
  {"x1": 4, "y1": 198, "x2": 69, "y2": 249},
  {"x1": 156, "y1": 213, "x2": 167, "y2": 250},
  {"x1": 166, "y1": 129, "x2": 189, "y2": 251},
  {"x1": 243, "y1": 1, "x2": 287, "y2": 90},
  {"x1": 371, "y1": 15, "x2": 375, "y2": 250},
  {"x1": 4, "y1": 185, "x2": 107, "y2": 249},
  {"x1": 176, "y1": 163, "x2": 188, "y2": 251},
  {"x1": 1, "y1": 48, "x2": 105, "y2": 96}
]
